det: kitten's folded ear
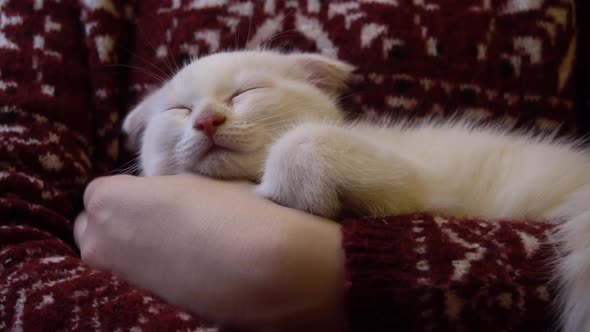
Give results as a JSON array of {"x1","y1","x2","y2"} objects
[
  {"x1": 122, "y1": 97, "x2": 154, "y2": 152},
  {"x1": 289, "y1": 53, "x2": 356, "y2": 96}
]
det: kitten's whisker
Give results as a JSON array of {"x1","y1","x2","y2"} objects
[
  {"x1": 134, "y1": 52, "x2": 173, "y2": 80},
  {"x1": 235, "y1": 14, "x2": 241, "y2": 51},
  {"x1": 159, "y1": 46, "x2": 180, "y2": 79},
  {"x1": 159, "y1": 155, "x2": 178, "y2": 174},
  {"x1": 224, "y1": 155, "x2": 249, "y2": 178},
  {"x1": 153, "y1": 16, "x2": 185, "y2": 76},
  {"x1": 152, "y1": 47, "x2": 176, "y2": 80},
  {"x1": 246, "y1": 106, "x2": 315, "y2": 123},
  {"x1": 145, "y1": 20, "x2": 176, "y2": 78},
  {"x1": 248, "y1": 8, "x2": 297, "y2": 51},
  {"x1": 107, "y1": 64, "x2": 167, "y2": 83},
  {"x1": 336, "y1": 90, "x2": 368, "y2": 104},
  {"x1": 260, "y1": 29, "x2": 297, "y2": 49},
  {"x1": 247, "y1": 112, "x2": 296, "y2": 123},
  {"x1": 256, "y1": 118, "x2": 297, "y2": 129},
  {"x1": 245, "y1": 12, "x2": 253, "y2": 50},
  {"x1": 172, "y1": 52, "x2": 183, "y2": 74},
  {"x1": 246, "y1": 104, "x2": 342, "y2": 124},
  {"x1": 262, "y1": 9, "x2": 298, "y2": 49},
  {"x1": 121, "y1": 47, "x2": 172, "y2": 80},
  {"x1": 256, "y1": 106, "x2": 357, "y2": 125},
  {"x1": 161, "y1": 54, "x2": 177, "y2": 80},
  {"x1": 110, "y1": 157, "x2": 141, "y2": 175},
  {"x1": 133, "y1": 17, "x2": 178, "y2": 80}
]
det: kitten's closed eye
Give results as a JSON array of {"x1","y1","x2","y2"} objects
[
  {"x1": 166, "y1": 106, "x2": 192, "y2": 116},
  {"x1": 229, "y1": 86, "x2": 267, "y2": 102}
]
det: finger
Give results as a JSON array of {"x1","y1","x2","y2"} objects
[
  {"x1": 83, "y1": 177, "x2": 106, "y2": 208},
  {"x1": 83, "y1": 175, "x2": 138, "y2": 209},
  {"x1": 73, "y1": 211, "x2": 88, "y2": 248}
]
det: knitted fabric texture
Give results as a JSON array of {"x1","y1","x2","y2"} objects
[
  {"x1": 0, "y1": 1, "x2": 210, "y2": 331},
  {"x1": 0, "y1": 1, "x2": 580, "y2": 331}
]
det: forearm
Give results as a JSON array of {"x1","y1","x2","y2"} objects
[{"x1": 75, "y1": 175, "x2": 347, "y2": 332}]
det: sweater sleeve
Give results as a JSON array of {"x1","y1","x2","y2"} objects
[
  {"x1": 0, "y1": 2, "x2": 215, "y2": 331},
  {"x1": 341, "y1": 214, "x2": 557, "y2": 332}
]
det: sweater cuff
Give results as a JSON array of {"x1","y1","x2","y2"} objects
[{"x1": 341, "y1": 214, "x2": 556, "y2": 332}]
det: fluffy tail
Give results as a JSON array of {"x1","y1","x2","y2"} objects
[{"x1": 553, "y1": 191, "x2": 590, "y2": 332}]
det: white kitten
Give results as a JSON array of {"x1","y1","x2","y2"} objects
[{"x1": 123, "y1": 50, "x2": 590, "y2": 332}]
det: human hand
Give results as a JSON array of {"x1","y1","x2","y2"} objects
[{"x1": 74, "y1": 175, "x2": 345, "y2": 332}]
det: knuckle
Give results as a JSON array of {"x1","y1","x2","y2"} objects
[
  {"x1": 79, "y1": 238, "x2": 101, "y2": 265},
  {"x1": 84, "y1": 177, "x2": 115, "y2": 215}
]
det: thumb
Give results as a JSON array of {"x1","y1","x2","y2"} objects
[
  {"x1": 73, "y1": 211, "x2": 87, "y2": 248},
  {"x1": 83, "y1": 175, "x2": 144, "y2": 215}
]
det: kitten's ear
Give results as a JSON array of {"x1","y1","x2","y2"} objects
[
  {"x1": 289, "y1": 53, "x2": 355, "y2": 96},
  {"x1": 122, "y1": 99, "x2": 153, "y2": 152}
]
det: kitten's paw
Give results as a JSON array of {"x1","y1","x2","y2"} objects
[
  {"x1": 255, "y1": 179, "x2": 340, "y2": 219},
  {"x1": 256, "y1": 125, "x2": 342, "y2": 219}
]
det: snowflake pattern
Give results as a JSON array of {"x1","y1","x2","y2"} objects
[{"x1": 0, "y1": 0, "x2": 580, "y2": 331}]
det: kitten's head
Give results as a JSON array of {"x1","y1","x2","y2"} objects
[{"x1": 122, "y1": 50, "x2": 354, "y2": 179}]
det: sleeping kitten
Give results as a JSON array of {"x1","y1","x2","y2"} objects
[{"x1": 123, "y1": 50, "x2": 590, "y2": 332}]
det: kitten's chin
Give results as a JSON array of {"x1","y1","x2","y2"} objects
[
  {"x1": 181, "y1": 155, "x2": 258, "y2": 181},
  {"x1": 191, "y1": 167, "x2": 253, "y2": 181}
]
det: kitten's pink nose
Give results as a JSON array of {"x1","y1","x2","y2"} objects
[{"x1": 193, "y1": 112, "x2": 226, "y2": 137}]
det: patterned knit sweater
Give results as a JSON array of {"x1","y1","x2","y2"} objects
[{"x1": 0, "y1": 1, "x2": 582, "y2": 331}]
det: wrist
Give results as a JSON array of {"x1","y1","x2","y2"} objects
[{"x1": 261, "y1": 209, "x2": 346, "y2": 331}]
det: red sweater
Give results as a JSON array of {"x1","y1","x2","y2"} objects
[{"x1": 0, "y1": 1, "x2": 576, "y2": 331}]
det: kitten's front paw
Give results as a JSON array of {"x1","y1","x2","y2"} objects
[
  {"x1": 255, "y1": 178, "x2": 340, "y2": 219},
  {"x1": 256, "y1": 125, "x2": 342, "y2": 219}
]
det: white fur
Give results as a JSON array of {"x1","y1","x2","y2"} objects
[{"x1": 123, "y1": 50, "x2": 590, "y2": 332}]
